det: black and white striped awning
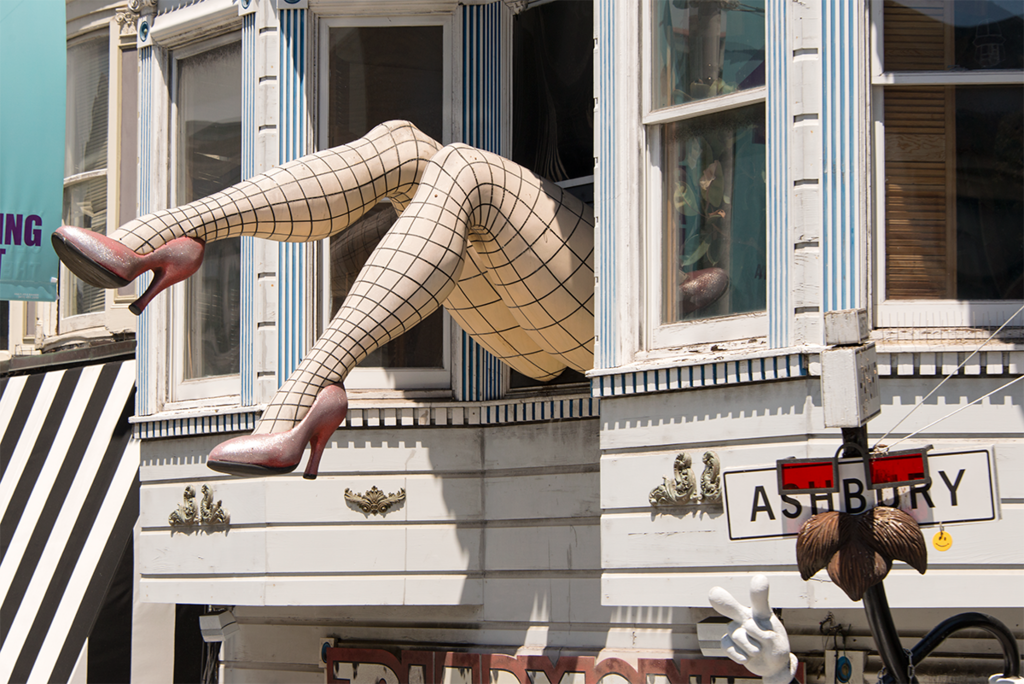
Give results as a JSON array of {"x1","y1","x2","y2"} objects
[{"x1": 0, "y1": 360, "x2": 137, "y2": 683}]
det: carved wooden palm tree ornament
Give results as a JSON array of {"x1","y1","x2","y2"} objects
[{"x1": 795, "y1": 506, "x2": 927, "y2": 601}]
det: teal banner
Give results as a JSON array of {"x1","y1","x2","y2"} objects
[{"x1": 0, "y1": 0, "x2": 65, "y2": 301}]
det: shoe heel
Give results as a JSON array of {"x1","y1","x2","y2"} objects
[
  {"x1": 301, "y1": 385, "x2": 348, "y2": 480},
  {"x1": 128, "y1": 236, "x2": 205, "y2": 314},
  {"x1": 130, "y1": 268, "x2": 172, "y2": 315},
  {"x1": 303, "y1": 436, "x2": 327, "y2": 480}
]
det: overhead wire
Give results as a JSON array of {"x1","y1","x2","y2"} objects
[{"x1": 872, "y1": 301, "x2": 1024, "y2": 452}]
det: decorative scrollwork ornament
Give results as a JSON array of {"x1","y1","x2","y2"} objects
[{"x1": 344, "y1": 486, "x2": 406, "y2": 516}]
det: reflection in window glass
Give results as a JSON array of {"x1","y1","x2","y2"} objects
[
  {"x1": 177, "y1": 42, "x2": 242, "y2": 380},
  {"x1": 652, "y1": 0, "x2": 765, "y2": 110},
  {"x1": 661, "y1": 104, "x2": 766, "y2": 323},
  {"x1": 885, "y1": 86, "x2": 1023, "y2": 300},
  {"x1": 328, "y1": 25, "x2": 444, "y2": 370},
  {"x1": 883, "y1": 0, "x2": 1024, "y2": 72}
]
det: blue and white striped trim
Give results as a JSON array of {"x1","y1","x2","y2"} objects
[
  {"x1": 132, "y1": 411, "x2": 258, "y2": 440},
  {"x1": 821, "y1": 0, "x2": 859, "y2": 312},
  {"x1": 240, "y1": 12, "x2": 257, "y2": 406},
  {"x1": 132, "y1": 395, "x2": 598, "y2": 438},
  {"x1": 766, "y1": 0, "x2": 790, "y2": 348},
  {"x1": 590, "y1": 354, "x2": 810, "y2": 398},
  {"x1": 595, "y1": 0, "x2": 617, "y2": 370},
  {"x1": 137, "y1": 46, "x2": 154, "y2": 417},
  {"x1": 458, "y1": 2, "x2": 505, "y2": 402},
  {"x1": 277, "y1": 7, "x2": 308, "y2": 386}
]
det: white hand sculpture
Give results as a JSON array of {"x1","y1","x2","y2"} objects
[{"x1": 708, "y1": 575, "x2": 798, "y2": 684}]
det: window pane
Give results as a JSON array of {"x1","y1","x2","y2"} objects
[
  {"x1": 66, "y1": 34, "x2": 109, "y2": 176},
  {"x1": 328, "y1": 25, "x2": 444, "y2": 370},
  {"x1": 884, "y1": 86, "x2": 1023, "y2": 300},
  {"x1": 177, "y1": 42, "x2": 242, "y2": 379},
  {"x1": 883, "y1": 0, "x2": 1024, "y2": 72},
  {"x1": 660, "y1": 104, "x2": 766, "y2": 324},
  {"x1": 328, "y1": 26, "x2": 443, "y2": 144},
  {"x1": 118, "y1": 48, "x2": 139, "y2": 299},
  {"x1": 512, "y1": 0, "x2": 594, "y2": 183},
  {"x1": 652, "y1": 0, "x2": 765, "y2": 110},
  {"x1": 63, "y1": 177, "x2": 108, "y2": 316}
]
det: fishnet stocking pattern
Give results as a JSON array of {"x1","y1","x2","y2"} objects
[
  {"x1": 99, "y1": 118, "x2": 594, "y2": 434},
  {"x1": 255, "y1": 143, "x2": 595, "y2": 433},
  {"x1": 111, "y1": 120, "x2": 441, "y2": 252}
]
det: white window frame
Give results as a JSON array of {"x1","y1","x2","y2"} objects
[
  {"x1": 640, "y1": 0, "x2": 769, "y2": 354},
  {"x1": 167, "y1": 31, "x2": 243, "y2": 405},
  {"x1": 314, "y1": 13, "x2": 456, "y2": 392},
  {"x1": 869, "y1": 0, "x2": 1024, "y2": 330}
]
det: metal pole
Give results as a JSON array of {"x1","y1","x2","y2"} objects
[
  {"x1": 906, "y1": 612, "x2": 1020, "y2": 681},
  {"x1": 862, "y1": 582, "x2": 912, "y2": 684}
]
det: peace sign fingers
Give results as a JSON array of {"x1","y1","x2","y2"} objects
[{"x1": 708, "y1": 585, "x2": 751, "y2": 623}]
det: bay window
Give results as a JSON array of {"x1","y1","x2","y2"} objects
[
  {"x1": 646, "y1": 0, "x2": 767, "y2": 347},
  {"x1": 873, "y1": 0, "x2": 1024, "y2": 327}
]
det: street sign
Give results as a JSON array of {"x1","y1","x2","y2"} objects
[{"x1": 722, "y1": 450, "x2": 996, "y2": 541}]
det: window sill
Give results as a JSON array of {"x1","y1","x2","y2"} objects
[
  {"x1": 132, "y1": 391, "x2": 599, "y2": 440},
  {"x1": 589, "y1": 346, "x2": 820, "y2": 399}
]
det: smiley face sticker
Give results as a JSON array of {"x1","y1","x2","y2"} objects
[{"x1": 933, "y1": 529, "x2": 953, "y2": 552}]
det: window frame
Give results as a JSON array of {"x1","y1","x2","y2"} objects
[
  {"x1": 313, "y1": 13, "x2": 456, "y2": 392},
  {"x1": 869, "y1": 0, "x2": 1024, "y2": 329},
  {"x1": 640, "y1": 0, "x2": 769, "y2": 353},
  {"x1": 59, "y1": 22, "x2": 140, "y2": 337},
  {"x1": 167, "y1": 30, "x2": 244, "y2": 405}
]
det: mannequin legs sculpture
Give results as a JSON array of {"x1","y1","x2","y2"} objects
[{"x1": 54, "y1": 121, "x2": 596, "y2": 478}]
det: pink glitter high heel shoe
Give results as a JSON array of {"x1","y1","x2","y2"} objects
[
  {"x1": 51, "y1": 225, "x2": 205, "y2": 315},
  {"x1": 206, "y1": 385, "x2": 348, "y2": 480}
]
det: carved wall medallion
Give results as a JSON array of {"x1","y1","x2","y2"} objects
[
  {"x1": 700, "y1": 451, "x2": 722, "y2": 503},
  {"x1": 169, "y1": 485, "x2": 197, "y2": 526},
  {"x1": 169, "y1": 484, "x2": 229, "y2": 529},
  {"x1": 649, "y1": 451, "x2": 722, "y2": 507},
  {"x1": 344, "y1": 486, "x2": 406, "y2": 516}
]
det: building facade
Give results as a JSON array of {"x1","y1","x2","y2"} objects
[{"x1": 1, "y1": 0, "x2": 1021, "y2": 682}]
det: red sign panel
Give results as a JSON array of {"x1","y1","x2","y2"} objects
[{"x1": 326, "y1": 647, "x2": 804, "y2": 684}]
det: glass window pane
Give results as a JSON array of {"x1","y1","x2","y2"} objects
[
  {"x1": 118, "y1": 48, "x2": 139, "y2": 299},
  {"x1": 883, "y1": 0, "x2": 1024, "y2": 72},
  {"x1": 884, "y1": 85, "x2": 1023, "y2": 300},
  {"x1": 660, "y1": 104, "x2": 766, "y2": 324},
  {"x1": 177, "y1": 41, "x2": 242, "y2": 380},
  {"x1": 66, "y1": 34, "x2": 109, "y2": 176},
  {"x1": 328, "y1": 25, "x2": 444, "y2": 370},
  {"x1": 328, "y1": 26, "x2": 443, "y2": 144},
  {"x1": 63, "y1": 176, "x2": 108, "y2": 315},
  {"x1": 512, "y1": 0, "x2": 594, "y2": 183},
  {"x1": 652, "y1": 0, "x2": 765, "y2": 110},
  {"x1": 955, "y1": 86, "x2": 1023, "y2": 299}
]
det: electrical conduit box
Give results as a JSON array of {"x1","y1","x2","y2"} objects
[{"x1": 821, "y1": 343, "x2": 881, "y2": 428}]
